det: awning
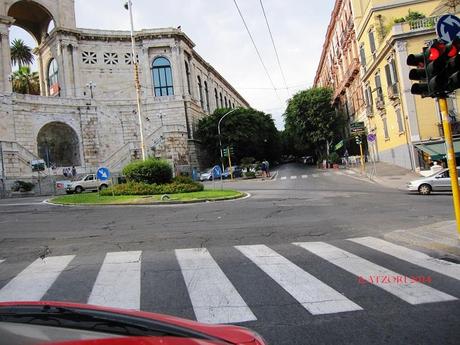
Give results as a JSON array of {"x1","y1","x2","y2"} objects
[{"x1": 414, "y1": 139, "x2": 460, "y2": 160}]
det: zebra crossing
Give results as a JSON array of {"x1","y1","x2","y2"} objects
[
  {"x1": 0, "y1": 237, "x2": 458, "y2": 324},
  {"x1": 275, "y1": 169, "x2": 357, "y2": 181}
]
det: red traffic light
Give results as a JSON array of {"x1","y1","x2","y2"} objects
[{"x1": 429, "y1": 47, "x2": 442, "y2": 61}]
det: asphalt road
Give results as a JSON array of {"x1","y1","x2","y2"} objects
[{"x1": 0, "y1": 163, "x2": 459, "y2": 344}]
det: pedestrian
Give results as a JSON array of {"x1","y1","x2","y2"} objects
[
  {"x1": 63, "y1": 167, "x2": 68, "y2": 178},
  {"x1": 264, "y1": 160, "x2": 270, "y2": 177},
  {"x1": 344, "y1": 149, "x2": 349, "y2": 167},
  {"x1": 72, "y1": 165, "x2": 77, "y2": 177},
  {"x1": 261, "y1": 160, "x2": 267, "y2": 178}
]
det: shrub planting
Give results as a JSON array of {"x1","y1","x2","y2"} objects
[{"x1": 122, "y1": 158, "x2": 172, "y2": 184}]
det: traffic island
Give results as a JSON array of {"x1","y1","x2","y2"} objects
[{"x1": 48, "y1": 189, "x2": 246, "y2": 205}]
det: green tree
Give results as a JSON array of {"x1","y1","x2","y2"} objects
[
  {"x1": 10, "y1": 38, "x2": 34, "y2": 67},
  {"x1": 284, "y1": 87, "x2": 345, "y2": 160},
  {"x1": 195, "y1": 108, "x2": 281, "y2": 167},
  {"x1": 11, "y1": 66, "x2": 40, "y2": 95}
]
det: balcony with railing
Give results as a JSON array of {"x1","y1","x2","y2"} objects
[
  {"x1": 392, "y1": 16, "x2": 440, "y2": 35},
  {"x1": 332, "y1": 58, "x2": 361, "y2": 101}
]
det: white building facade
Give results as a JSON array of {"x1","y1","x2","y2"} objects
[{"x1": 0, "y1": 0, "x2": 249, "y2": 181}]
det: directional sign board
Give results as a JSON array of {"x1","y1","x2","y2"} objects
[
  {"x1": 212, "y1": 165, "x2": 222, "y2": 179},
  {"x1": 96, "y1": 167, "x2": 110, "y2": 181},
  {"x1": 436, "y1": 14, "x2": 460, "y2": 43},
  {"x1": 350, "y1": 121, "x2": 365, "y2": 134}
]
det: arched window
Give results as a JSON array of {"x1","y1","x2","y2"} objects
[
  {"x1": 204, "y1": 81, "x2": 210, "y2": 113},
  {"x1": 197, "y1": 76, "x2": 204, "y2": 108},
  {"x1": 152, "y1": 57, "x2": 174, "y2": 96},
  {"x1": 185, "y1": 61, "x2": 191, "y2": 95},
  {"x1": 47, "y1": 58, "x2": 59, "y2": 96},
  {"x1": 224, "y1": 96, "x2": 228, "y2": 108},
  {"x1": 220, "y1": 92, "x2": 223, "y2": 108},
  {"x1": 214, "y1": 88, "x2": 219, "y2": 109}
]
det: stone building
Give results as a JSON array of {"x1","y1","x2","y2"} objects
[
  {"x1": 0, "y1": 0, "x2": 249, "y2": 181},
  {"x1": 314, "y1": 0, "x2": 366, "y2": 145}
]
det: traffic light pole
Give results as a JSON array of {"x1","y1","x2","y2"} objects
[
  {"x1": 227, "y1": 146, "x2": 234, "y2": 180},
  {"x1": 439, "y1": 97, "x2": 460, "y2": 238},
  {"x1": 359, "y1": 142, "x2": 365, "y2": 175}
]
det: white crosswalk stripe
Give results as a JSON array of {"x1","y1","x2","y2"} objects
[
  {"x1": 312, "y1": 174, "x2": 318, "y2": 177},
  {"x1": 335, "y1": 171, "x2": 345, "y2": 175},
  {"x1": 346, "y1": 170, "x2": 357, "y2": 175},
  {"x1": 88, "y1": 251, "x2": 142, "y2": 309},
  {"x1": 349, "y1": 237, "x2": 460, "y2": 281},
  {"x1": 301, "y1": 175, "x2": 308, "y2": 179},
  {"x1": 290, "y1": 175, "x2": 297, "y2": 179},
  {"x1": 294, "y1": 242, "x2": 457, "y2": 305},
  {"x1": 280, "y1": 176, "x2": 287, "y2": 180},
  {"x1": 236, "y1": 245, "x2": 362, "y2": 315},
  {"x1": 0, "y1": 239, "x2": 458, "y2": 323},
  {"x1": 0, "y1": 255, "x2": 75, "y2": 302},
  {"x1": 175, "y1": 248, "x2": 256, "y2": 324},
  {"x1": 323, "y1": 172, "x2": 331, "y2": 176}
]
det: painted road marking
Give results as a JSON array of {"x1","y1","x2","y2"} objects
[
  {"x1": 0, "y1": 255, "x2": 75, "y2": 302},
  {"x1": 291, "y1": 176, "x2": 297, "y2": 179},
  {"x1": 88, "y1": 251, "x2": 142, "y2": 309},
  {"x1": 301, "y1": 175, "x2": 308, "y2": 179},
  {"x1": 175, "y1": 248, "x2": 256, "y2": 324},
  {"x1": 349, "y1": 237, "x2": 460, "y2": 281},
  {"x1": 280, "y1": 176, "x2": 287, "y2": 180},
  {"x1": 335, "y1": 171, "x2": 345, "y2": 175},
  {"x1": 294, "y1": 242, "x2": 456, "y2": 305},
  {"x1": 323, "y1": 172, "x2": 331, "y2": 176},
  {"x1": 312, "y1": 174, "x2": 318, "y2": 178},
  {"x1": 346, "y1": 170, "x2": 357, "y2": 175},
  {"x1": 236, "y1": 245, "x2": 362, "y2": 315}
]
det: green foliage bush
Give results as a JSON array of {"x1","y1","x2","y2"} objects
[
  {"x1": 173, "y1": 175, "x2": 195, "y2": 184},
  {"x1": 328, "y1": 152, "x2": 341, "y2": 164},
  {"x1": 244, "y1": 171, "x2": 256, "y2": 179},
  {"x1": 122, "y1": 158, "x2": 172, "y2": 184},
  {"x1": 12, "y1": 180, "x2": 34, "y2": 192},
  {"x1": 100, "y1": 180, "x2": 204, "y2": 196}
]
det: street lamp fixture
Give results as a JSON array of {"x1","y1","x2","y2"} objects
[
  {"x1": 124, "y1": 0, "x2": 146, "y2": 160},
  {"x1": 217, "y1": 108, "x2": 238, "y2": 172}
]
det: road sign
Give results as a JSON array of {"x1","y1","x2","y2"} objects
[
  {"x1": 96, "y1": 167, "x2": 110, "y2": 181},
  {"x1": 31, "y1": 159, "x2": 46, "y2": 172},
  {"x1": 436, "y1": 14, "x2": 460, "y2": 43},
  {"x1": 367, "y1": 133, "x2": 376, "y2": 142},
  {"x1": 212, "y1": 165, "x2": 222, "y2": 178},
  {"x1": 350, "y1": 121, "x2": 365, "y2": 134},
  {"x1": 334, "y1": 140, "x2": 344, "y2": 151}
]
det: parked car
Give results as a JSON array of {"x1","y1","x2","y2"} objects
[
  {"x1": 407, "y1": 167, "x2": 460, "y2": 195},
  {"x1": 0, "y1": 301, "x2": 267, "y2": 345},
  {"x1": 55, "y1": 179, "x2": 72, "y2": 191},
  {"x1": 199, "y1": 168, "x2": 214, "y2": 181},
  {"x1": 66, "y1": 173, "x2": 111, "y2": 194},
  {"x1": 222, "y1": 166, "x2": 243, "y2": 179}
]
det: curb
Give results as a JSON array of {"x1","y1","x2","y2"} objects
[{"x1": 45, "y1": 192, "x2": 250, "y2": 207}]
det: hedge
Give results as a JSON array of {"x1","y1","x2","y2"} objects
[
  {"x1": 100, "y1": 181, "x2": 204, "y2": 196},
  {"x1": 122, "y1": 158, "x2": 172, "y2": 184}
]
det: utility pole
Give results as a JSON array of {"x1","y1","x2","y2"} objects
[{"x1": 125, "y1": 0, "x2": 146, "y2": 160}]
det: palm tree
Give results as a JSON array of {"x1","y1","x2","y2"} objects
[
  {"x1": 10, "y1": 38, "x2": 34, "y2": 67},
  {"x1": 11, "y1": 66, "x2": 40, "y2": 95}
]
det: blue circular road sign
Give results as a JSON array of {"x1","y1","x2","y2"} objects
[
  {"x1": 436, "y1": 14, "x2": 460, "y2": 43},
  {"x1": 97, "y1": 167, "x2": 110, "y2": 181}
]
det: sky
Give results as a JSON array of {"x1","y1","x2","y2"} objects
[{"x1": 10, "y1": 0, "x2": 334, "y2": 129}]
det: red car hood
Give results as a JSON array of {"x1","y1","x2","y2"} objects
[
  {"x1": 41, "y1": 336, "x2": 232, "y2": 345},
  {"x1": 0, "y1": 301, "x2": 259, "y2": 345}
]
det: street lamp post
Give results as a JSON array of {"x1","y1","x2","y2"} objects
[
  {"x1": 217, "y1": 108, "x2": 238, "y2": 173},
  {"x1": 125, "y1": 0, "x2": 146, "y2": 160}
]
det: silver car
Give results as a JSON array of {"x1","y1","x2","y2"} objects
[{"x1": 407, "y1": 167, "x2": 460, "y2": 195}]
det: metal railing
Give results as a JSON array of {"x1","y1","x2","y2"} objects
[{"x1": 408, "y1": 16, "x2": 440, "y2": 31}]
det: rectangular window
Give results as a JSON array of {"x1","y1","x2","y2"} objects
[
  {"x1": 369, "y1": 30, "x2": 376, "y2": 54},
  {"x1": 359, "y1": 45, "x2": 366, "y2": 67},
  {"x1": 384, "y1": 64, "x2": 392, "y2": 87},
  {"x1": 396, "y1": 108, "x2": 404, "y2": 133},
  {"x1": 383, "y1": 117, "x2": 389, "y2": 139},
  {"x1": 374, "y1": 73, "x2": 383, "y2": 101},
  {"x1": 367, "y1": 85, "x2": 373, "y2": 106},
  {"x1": 390, "y1": 60, "x2": 398, "y2": 83}
]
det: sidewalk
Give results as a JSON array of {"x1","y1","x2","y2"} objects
[
  {"x1": 350, "y1": 161, "x2": 422, "y2": 190},
  {"x1": 385, "y1": 220, "x2": 460, "y2": 261}
]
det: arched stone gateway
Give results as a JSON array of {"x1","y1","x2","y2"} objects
[
  {"x1": 7, "y1": 0, "x2": 54, "y2": 44},
  {"x1": 37, "y1": 122, "x2": 80, "y2": 167}
]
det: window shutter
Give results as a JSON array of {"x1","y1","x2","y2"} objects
[
  {"x1": 384, "y1": 64, "x2": 392, "y2": 87},
  {"x1": 360, "y1": 46, "x2": 366, "y2": 67}
]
